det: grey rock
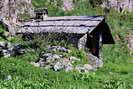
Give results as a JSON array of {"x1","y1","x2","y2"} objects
[
  {"x1": 0, "y1": 42, "x2": 12, "y2": 57},
  {"x1": 37, "y1": 52, "x2": 63, "y2": 67},
  {"x1": 41, "y1": 53, "x2": 53, "y2": 57},
  {"x1": 0, "y1": 42, "x2": 27, "y2": 57},
  {"x1": 95, "y1": 59, "x2": 103, "y2": 68},
  {"x1": 83, "y1": 64, "x2": 93, "y2": 70},
  {"x1": 75, "y1": 66, "x2": 86, "y2": 73},
  {"x1": 31, "y1": 62, "x2": 40, "y2": 67},
  {"x1": 75, "y1": 64, "x2": 93, "y2": 73},
  {"x1": 18, "y1": 49, "x2": 27, "y2": 54},
  {"x1": 4, "y1": 75, "x2": 12, "y2": 80},
  {"x1": 39, "y1": 61, "x2": 46, "y2": 67},
  {"x1": 53, "y1": 57, "x2": 72, "y2": 71},
  {"x1": 0, "y1": 42, "x2": 7, "y2": 48},
  {"x1": 13, "y1": 43, "x2": 27, "y2": 55},
  {"x1": 13, "y1": 44, "x2": 24, "y2": 49},
  {"x1": 54, "y1": 61, "x2": 64, "y2": 71},
  {"x1": 2, "y1": 49, "x2": 11, "y2": 58},
  {"x1": 89, "y1": 54, "x2": 103, "y2": 68},
  {"x1": 69, "y1": 56, "x2": 80, "y2": 63},
  {"x1": 46, "y1": 56, "x2": 55, "y2": 62},
  {"x1": 50, "y1": 54, "x2": 61, "y2": 59},
  {"x1": 7, "y1": 43, "x2": 14, "y2": 51},
  {"x1": 40, "y1": 53, "x2": 62, "y2": 62},
  {"x1": 48, "y1": 46, "x2": 71, "y2": 53},
  {"x1": 64, "y1": 63, "x2": 73, "y2": 72}
]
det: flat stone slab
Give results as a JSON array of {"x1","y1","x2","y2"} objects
[{"x1": 17, "y1": 16, "x2": 104, "y2": 34}]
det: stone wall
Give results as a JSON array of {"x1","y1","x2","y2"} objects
[{"x1": 22, "y1": 33, "x2": 88, "y2": 50}]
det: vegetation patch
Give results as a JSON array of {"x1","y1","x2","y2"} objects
[{"x1": 0, "y1": 0, "x2": 133, "y2": 88}]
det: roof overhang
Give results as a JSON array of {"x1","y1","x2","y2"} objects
[{"x1": 17, "y1": 16, "x2": 104, "y2": 34}]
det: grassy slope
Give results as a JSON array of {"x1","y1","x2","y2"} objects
[{"x1": 0, "y1": 0, "x2": 133, "y2": 89}]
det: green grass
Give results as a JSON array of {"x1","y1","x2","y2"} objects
[
  {"x1": 0, "y1": 0, "x2": 133, "y2": 88},
  {"x1": 0, "y1": 58, "x2": 132, "y2": 89}
]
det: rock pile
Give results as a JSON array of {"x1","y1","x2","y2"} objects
[
  {"x1": 33, "y1": 51, "x2": 83, "y2": 72},
  {"x1": 32, "y1": 46, "x2": 102, "y2": 72},
  {"x1": 33, "y1": 46, "x2": 78, "y2": 72},
  {"x1": 0, "y1": 42, "x2": 27, "y2": 57}
]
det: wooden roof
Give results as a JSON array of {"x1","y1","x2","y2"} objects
[{"x1": 17, "y1": 16, "x2": 105, "y2": 34}]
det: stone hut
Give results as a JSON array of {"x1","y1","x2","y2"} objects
[{"x1": 17, "y1": 15, "x2": 115, "y2": 57}]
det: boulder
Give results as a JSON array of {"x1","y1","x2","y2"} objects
[
  {"x1": 69, "y1": 56, "x2": 80, "y2": 63},
  {"x1": 75, "y1": 64, "x2": 93, "y2": 73},
  {"x1": 75, "y1": 65, "x2": 86, "y2": 73},
  {"x1": 54, "y1": 61, "x2": 64, "y2": 71},
  {"x1": 39, "y1": 53, "x2": 62, "y2": 62},
  {"x1": 0, "y1": 42, "x2": 27, "y2": 58},
  {"x1": 37, "y1": 52, "x2": 63, "y2": 67},
  {"x1": 0, "y1": 41, "x2": 7, "y2": 48},
  {"x1": 13, "y1": 43, "x2": 27, "y2": 55},
  {"x1": 54, "y1": 60, "x2": 73, "y2": 72},
  {"x1": 65, "y1": 64, "x2": 73, "y2": 72},
  {"x1": 1, "y1": 49, "x2": 11, "y2": 57},
  {"x1": 88, "y1": 53, "x2": 103, "y2": 68},
  {"x1": 83, "y1": 64, "x2": 93, "y2": 70}
]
